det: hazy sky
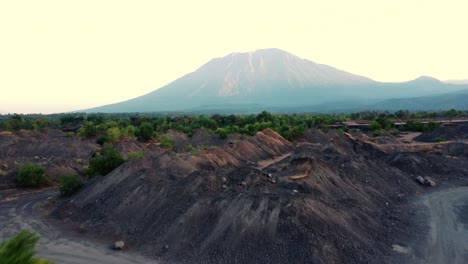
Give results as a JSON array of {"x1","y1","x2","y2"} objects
[{"x1": 1, "y1": 0, "x2": 467, "y2": 114}]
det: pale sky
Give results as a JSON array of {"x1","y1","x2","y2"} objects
[{"x1": 1, "y1": 0, "x2": 467, "y2": 114}]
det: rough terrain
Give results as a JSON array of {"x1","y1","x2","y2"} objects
[
  {"x1": 0, "y1": 130, "x2": 98, "y2": 189},
  {"x1": 1, "y1": 127, "x2": 467, "y2": 264},
  {"x1": 0, "y1": 189, "x2": 155, "y2": 264},
  {"x1": 54, "y1": 128, "x2": 467, "y2": 264}
]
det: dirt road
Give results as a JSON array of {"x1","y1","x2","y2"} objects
[
  {"x1": 0, "y1": 189, "x2": 156, "y2": 264},
  {"x1": 408, "y1": 187, "x2": 468, "y2": 264}
]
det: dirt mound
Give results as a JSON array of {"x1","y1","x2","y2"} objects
[
  {"x1": 414, "y1": 123, "x2": 468, "y2": 142},
  {"x1": 54, "y1": 129, "x2": 468, "y2": 264},
  {"x1": 0, "y1": 130, "x2": 98, "y2": 189},
  {"x1": 167, "y1": 128, "x2": 247, "y2": 153}
]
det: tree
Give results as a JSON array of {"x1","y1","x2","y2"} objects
[
  {"x1": 138, "y1": 122, "x2": 154, "y2": 142},
  {"x1": 15, "y1": 163, "x2": 47, "y2": 187},
  {"x1": 106, "y1": 127, "x2": 121, "y2": 142},
  {"x1": 59, "y1": 174, "x2": 82, "y2": 196},
  {"x1": 88, "y1": 144, "x2": 124, "y2": 176},
  {"x1": 0, "y1": 231, "x2": 53, "y2": 264},
  {"x1": 215, "y1": 127, "x2": 228, "y2": 139},
  {"x1": 159, "y1": 134, "x2": 174, "y2": 148}
]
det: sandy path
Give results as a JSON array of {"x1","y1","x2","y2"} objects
[
  {"x1": 409, "y1": 187, "x2": 468, "y2": 264},
  {"x1": 0, "y1": 190, "x2": 157, "y2": 264}
]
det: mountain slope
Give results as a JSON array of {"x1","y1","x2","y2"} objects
[
  {"x1": 367, "y1": 89, "x2": 468, "y2": 111},
  {"x1": 84, "y1": 49, "x2": 467, "y2": 113}
]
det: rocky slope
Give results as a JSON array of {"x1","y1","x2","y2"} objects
[{"x1": 54, "y1": 128, "x2": 468, "y2": 264}]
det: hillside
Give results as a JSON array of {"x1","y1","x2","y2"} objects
[
  {"x1": 83, "y1": 49, "x2": 468, "y2": 113},
  {"x1": 366, "y1": 89, "x2": 468, "y2": 111},
  {"x1": 52, "y1": 128, "x2": 468, "y2": 264}
]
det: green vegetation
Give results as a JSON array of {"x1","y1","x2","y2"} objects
[
  {"x1": 0, "y1": 231, "x2": 53, "y2": 264},
  {"x1": 159, "y1": 134, "x2": 174, "y2": 148},
  {"x1": 137, "y1": 122, "x2": 154, "y2": 142},
  {"x1": 0, "y1": 110, "x2": 465, "y2": 141},
  {"x1": 15, "y1": 163, "x2": 47, "y2": 188},
  {"x1": 127, "y1": 151, "x2": 144, "y2": 160},
  {"x1": 88, "y1": 144, "x2": 124, "y2": 176},
  {"x1": 59, "y1": 174, "x2": 82, "y2": 196}
]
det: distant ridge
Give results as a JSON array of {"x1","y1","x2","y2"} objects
[
  {"x1": 83, "y1": 49, "x2": 468, "y2": 113},
  {"x1": 444, "y1": 79, "x2": 468, "y2": 85}
]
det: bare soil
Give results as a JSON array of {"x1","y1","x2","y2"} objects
[
  {"x1": 1, "y1": 127, "x2": 467, "y2": 264},
  {"x1": 51, "y1": 128, "x2": 468, "y2": 264}
]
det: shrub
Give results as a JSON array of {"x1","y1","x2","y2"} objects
[
  {"x1": 96, "y1": 137, "x2": 107, "y2": 145},
  {"x1": 106, "y1": 127, "x2": 121, "y2": 142},
  {"x1": 138, "y1": 122, "x2": 154, "y2": 142},
  {"x1": 159, "y1": 134, "x2": 174, "y2": 148},
  {"x1": 15, "y1": 163, "x2": 47, "y2": 187},
  {"x1": 215, "y1": 128, "x2": 228, "y2": 139},
  {"x1": 122, "y1": 125, "x2": 136, "y2": 138},
  {"x1": 0, "y1": 230, "x2": 53, "y2": 264},
  {"x1": 59, "y1": 174, "x2": 82, "y2": 196},
  {"x1": 88, "y1": 144, "x2": 124, "y2": 176},
  {"x1": 127, "y1": 151, "x2": 144, "y2": 160},
  {"x1": 78, "y1": 122, "x2": 98, "y2": 137},
  {"x1": 433, "y1": 137, "x2": 444, "y2": 143}
]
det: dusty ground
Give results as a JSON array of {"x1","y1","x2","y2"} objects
[
  {"x1": 1, "y1": 127, "x2": 467, "y2": 264},
  {"x1": 52, "y1": 128, "x2": 468, "y2": 264},
  {"x1": 0, "y1": 189, "x2": 156, "y2": 264},
  {"x1": 0, "y1": 130, "x2": 98, "y2": 189},
  {"x1": 391, "y1": 186, "x2": 468, "y2": 264}
]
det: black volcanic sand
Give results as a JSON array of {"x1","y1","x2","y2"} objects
[
  {"x1": 51, "y1": 128, "x2": 468, "y2": 264},
  {"x1": 414, "y1": 123, "x2": 468, "y2": 142},
  {"x1": 0, "y1": 130, "x2": 98, "y2": 189}
]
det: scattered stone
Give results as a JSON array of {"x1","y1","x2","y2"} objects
[
  {"x1": 292, "y1": 189, "x2": 298, "y2": 193},
  {"x1": 114, "y1": 240, "x2": 125, "y2": 250},
  {"x1": 240, "y1": 181, "x2": 247, "y2": 187},
  {"x1": 222, "y1": 184, "x2": 228, "y2": 189},
  {"x1": 164, "y1": 244, "x2": 169, "y2": 250},
  {"x1": 270, "y1": 179, "x2": 276, "y2": 184},
  {"x1": 415, "y1": 176, "x2": 425, "y2": 185},
  {"x1": 424, "y1": 177, "x2": 437, "y2": 187},
  {"x1": 1, "y1": 164, "x2": 8, "y2": 170},
  {"x1": 415, "y1": 176, "x2": 437, "y2": 187},
  {"x1": 392, "y1": 244, "x2": 410, "y2": 254},
  {"x1": 221, "y1": 177, "x2": 227, "y2": 183},
  {"x1": 34, "y1": 156, "x2": 39, "y2": 159}
]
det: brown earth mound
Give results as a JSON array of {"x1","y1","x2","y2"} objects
[{"x1": 52, "y1": 127, "x2": 468, "y2": 264}]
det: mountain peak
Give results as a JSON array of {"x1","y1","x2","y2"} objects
[
  {"x1": 410, "y1": 75, "x2": 441, "y2": 83},
  {"x1": 83, "y1": 50, "x2": 464, "y2": 113}
]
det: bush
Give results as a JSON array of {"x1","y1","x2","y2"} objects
[
  {"x1": 159, "y1": 134, "x2": 174, "y2": 148},
  {"x1": 138, "y1": 122, "x2": 154, "y2": 142},
  {"x1": 88, "y1": 144, "x2": 124, "y2": 176},
  {"x1": 59, "y1": 174, "x2": 82, "y2": 196},
  {"x1": 15, "y1": 163, "x2": 47, "y2": 187},
  {"x1": 106, "y1": 127, "x2": 121, "y2": 142},
  {"x1": 215, "y1": 128, "x2": 228, "y2": 139},
  {"x1": 0, "y1": 230, "x2": 53, "y2": 264},
  {"x1": 126, "y1": 151, "x2": 144, "y2": 160}
]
